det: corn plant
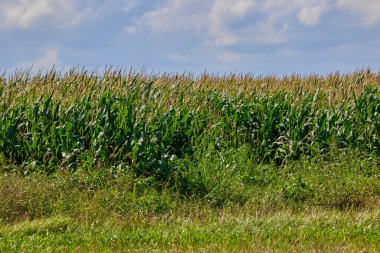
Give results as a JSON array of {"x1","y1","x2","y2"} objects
[{"x1": 1, "y1": 69, "x2": 379, "y2": 181}]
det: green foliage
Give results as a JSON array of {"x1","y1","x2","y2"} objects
[
  {"x1": 1, "y1": 158, "x2": 380, "y2": 252},
  {"x1": 174, "y1": 144, "x2": 254, "y2": 206},
  {"x1": 282, "y1": 176, "x2": 314, "y2": 206},
  {"x1": 1, "y1": 70, "x2": 380, "y2": 183}
]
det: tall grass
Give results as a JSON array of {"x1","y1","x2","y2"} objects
[{"x1": 1, "y1": 69, "x2": 380, "y2": 183}]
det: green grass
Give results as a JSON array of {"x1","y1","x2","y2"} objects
[
  {"x1": 1, "y1": 152, "x2": 380, "y2": 251},
  {"x1": 2, "y1": 209, "x2": 380, "y2": 252},
  {"x1": 1, "y1": 69, "x2": 380, "y2": 251}
]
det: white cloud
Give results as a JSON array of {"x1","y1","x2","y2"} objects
[
  {"x1": 250, "y1": 14, "x2": 289, "y2": 44},
  {"x1": 123, "y1": 0, "x2": 141, "y2": 13},
  {"x1": 136, "y1": 0, "x2": 207, "y2": 33},
  {"x1": 0, "y1": 0, "x2": 135, "y2": 29},
  {"x1": 0, "y1": 0, "x2": 82, "y2": 29},
  {"x1": 207, "y1": 0, "x2": 255, "y2": 46},
  {"x1": 205, "y1": 35, "x2": 241, "y2": 47},
  {"x1": 169, "y1": 53, "x2": 188, "y2": 63},
  {"x1": 336, "y1": 0, "x2": 380, "y2": 26},
  {"x1": 130, "y1": 0, "x2": 332, "y2": 48},
  {"x1": 1, "y1": 0, "x2": 52, "y2": 28},
  {"x1": 217, "y1": 51, "x2": 243, "y2": 62},
  {"x1": 298, "y1": 5, "x2": 326, "y2": 26},
  {"x1": 259, "y1": 0, "x2": 328, "y2": 27},
  {"x1": 29, "y1": 48, "x2": 58, "y2": 70},
  {"x1": 125, "y1": 26, "x2": 137, "y2": 34}
]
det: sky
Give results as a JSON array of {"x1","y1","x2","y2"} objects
[{"x1": 1, "y1": 0, "x2": 380, "y2": 75}]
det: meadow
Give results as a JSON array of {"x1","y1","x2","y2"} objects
[{"x1": 1, "y1": 68, "x2": 380, "y2": 252}]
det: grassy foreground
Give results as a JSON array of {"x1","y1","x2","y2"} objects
[
  {"x1": 1, "y1": 69, "x2": 380, "y2": 251},
  {"x1": 1, "y1": 153, "x2": 380, "y2": 252}
]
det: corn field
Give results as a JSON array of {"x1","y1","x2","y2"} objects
[{"x1": 1, "y1": 68, "x2": 380, "y2": 182}]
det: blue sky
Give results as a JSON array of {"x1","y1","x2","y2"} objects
[{"x1": 1, "y1": 0, "x2": 380, "y2": 75}]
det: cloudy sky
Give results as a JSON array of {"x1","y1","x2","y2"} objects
[{"x1": 1, "y1": 0, "x2": 380, "y2": 75}]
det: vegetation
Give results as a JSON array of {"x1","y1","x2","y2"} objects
[{"x1": 1, "y1": 68, "x2": 380, "y2": 251}]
